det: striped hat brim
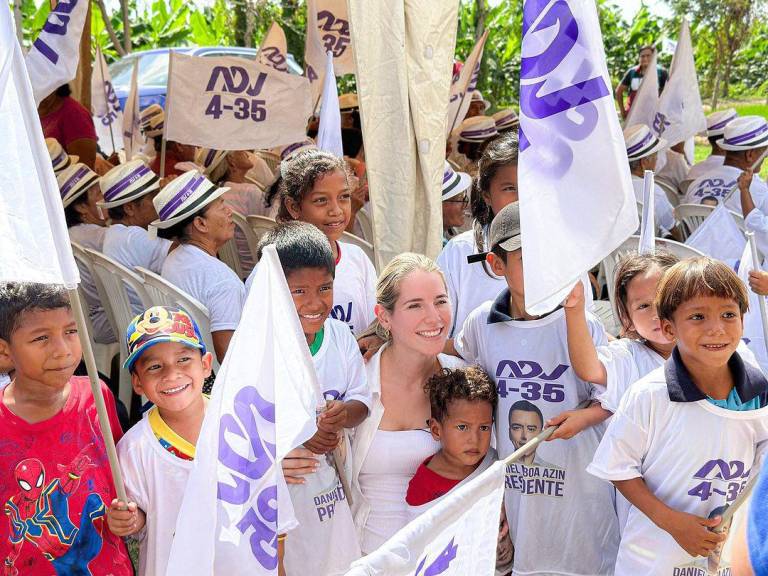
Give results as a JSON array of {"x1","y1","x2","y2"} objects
[
  {"x1": 150, "y1": 185, "x2": 230, "y2": 231},
  {"x1": 62, "y1": 171, "x2": 100, "y2": 208},
  {"x1": 442, "y1": 170, "x2": 472, "y2": 201},
  {"x1": 717, "y1": 125, "x2": 768, "y2": 151},
  {"x1": 627, "y1": 135, "x2": 667, "y2": 161}
]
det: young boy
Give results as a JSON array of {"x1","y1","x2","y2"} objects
[
  {"x1": 0, "y1": 282, "x2": 132, "y2": 575},
  {"x1": 259, "y1": 221, "x2": 370, "y2": 576},
  {"x1": 105, "y1": 305, "x2": 212, "y2": 575},
  {"x1": 588, "y1": 257, "x2": 768, "y2": 575},
  {"x1": 452, "y1": 202, "x2": 620, "y2": 575},
  {"x1": 405, "y1": 366, "x2": 513, "y2": 574}
]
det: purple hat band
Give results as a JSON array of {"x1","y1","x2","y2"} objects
[
  {"x1": 724, "y1": 123, "x2": 768, "y2": 146},
  {"x1": 105, "y1": 164, "x2": 152, "y2": 201},
  {"x1": 281, "y1": 142, "x2": 306, "y2": 160},
  {"x1": 443, "y1": 168, "x2": 455, "y2": 184},
  {"x1": 495, "y1": 112, "x2": 518, "y2": 126},
  {"x1": 626, "y1": 131, "x2": 655, "y2": 155},
  {"x1": 60, "y1": 166, "x2": 92, "y2": 198},
  {"x1": 709, "y1": 113, "x2": 737, "y2": 132},
  {"x1": 159, "y1": 175, "x2": 211, "y2": 221},
  {"x1": 462, "y1": 126, "x2": 497, "y2": 139},
  {"x1": 203, "y1": 149, "x2": 218, "y2": 168},
  {"x1": 51, "y1": 150, "x2": 67, "y2": 167}
]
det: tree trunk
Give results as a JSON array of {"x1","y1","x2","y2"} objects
[
  {"x1": 13, "y1": 0, "x2": 23, "y2": 44},
  {"x1": 244, "y1": 0, "x2": 255, "y2": 48},
  {"x1": 722, "y1": 52, "x2": 732, "y2": 98},
  {"x1": 71, "y1": 1, "x2": 92, "y2": 110},
  {"x1": 474, "y1": 0, "x2": 487, "y2": 41},
  {"x1": 121, "y1": 0, "x2": 131, "y2": 54},
  {"x1": 96, "y1": 0, "x2": 126, "y2": 57}
]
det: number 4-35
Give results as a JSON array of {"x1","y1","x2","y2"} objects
[{"x1": 205, "y1": 95, "x2": 266, "y2": 122}]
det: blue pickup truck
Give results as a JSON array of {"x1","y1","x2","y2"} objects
[{"x1": 110, "y1": 46, "x2": 302, "y2": 111}]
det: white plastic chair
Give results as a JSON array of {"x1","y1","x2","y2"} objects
[
  {"x1": 341, "y1": 230, "x2": 375, "y2": 263},
  {"x1": 355, "y1": 208, "x2": 374, "y2": 243},
  {"x1": 679, "y1": 178, "x2": 695, "y2": 196},
  {"x1": 592, "y1": 300, "x2": 621, "y2": 337},
  {"x1": 84, "y1": 248, "x2": 150, "y2": 410},
  {"x1": 657, "y1": 179, "x2": 681, "y2": 208},
  {"x1": 231, "y1": 210, "x2": 262, "y2": 265},
  {"x1": 134, "y1": 267, "x2": 220, "y2": 373},
  {"x1": 246, "y1": 214, "x2": 279, "y2": 257},
  {"x1": 601, "y1": 235, "x2": 705, "y2": 305},
  {"x1": 674, "y1": 203, "x2": 714, "y2": 240}
]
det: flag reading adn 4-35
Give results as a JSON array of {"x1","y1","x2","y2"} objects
[
  {"x1": 164, "y1": 53, "x2": 312, "y2": 150},
  {"x1": 166, "y1": 245, "x2": 323, "y2": 574},
  {"x1": 0, "y1": 7, "x2": 79, "y2": 286},
  {"x1": 345, "y1": 461, "x2": 506, "y2": 576},
  {"x1": 304, "y1": 0, "x2": 356, "y2": 101},
  {"x1": 518, "y1": 0, "x2": 637, "y2": 314}
]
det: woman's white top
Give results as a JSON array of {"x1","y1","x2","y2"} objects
[{"x1": 350, "y1": 345, "x2": 466, "y2": 554}]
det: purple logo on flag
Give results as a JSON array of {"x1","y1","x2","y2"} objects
[
  {"x1": 33, "y1": 0, "x2": 80, "y2": 65},
  {"x1": 414, "y1": 538, "x2": 458, "y2": 576}
]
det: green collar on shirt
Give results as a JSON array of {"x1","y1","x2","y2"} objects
[{"x1": 308, "y1": 327, "x2": 325, "y2": 356}]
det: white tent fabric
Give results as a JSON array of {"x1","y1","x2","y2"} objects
[{"x1": 348, "y1": 0, "x2": 459, "y2": 266}]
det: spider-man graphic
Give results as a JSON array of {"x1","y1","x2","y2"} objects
[{"x1": 3, "y1": 445, "x2": 106, "y2": 576}]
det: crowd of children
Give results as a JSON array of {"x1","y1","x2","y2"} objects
[{"x1": 6, "y1": 74, "x2": 768, "y2": 575}]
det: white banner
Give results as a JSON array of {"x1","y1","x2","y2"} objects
[
  {"x1": 737, "y1": 240, "x2": 768, "y2": 373},
  {"x1": 121, "y1": 61, "x2": 144, "y2": 161},
  {"x1": 652, "y1": 20, "x2": 706, "y2": 146},
  {"x1": 638, "y1": 170, "x2": 656, "y2": 254},
  {"x1": 0, "y1": 8, "x2": 79, "y2": 287},
  {"x1": 25, "y1": 0, "x2": 89, "y2": 105},
  {"x1": 624, "y1": 51, "x2": 658, "y2": 131},
  {"x1": 345, "y1": 461, "x2": 505, "y2": 576},
  {"x1": 686, "y1": 204, "x2": 746, "y2": 268},
  {"x1": 317, "y1": 51, "x2": 343, "y2": 157},
  {"x1": 304, "y1": 0, "x2": 356, "y2": 102},
  {"x1": 91, "y1": 46, "x2": 124, "y2": 156},
  {"x1": 258, "y1": 22, "x2": 289, "y2": 73},
  {"x1": 165, "y1": 53, "x2": 312, "y2": 150},
  {"x1": 446, "y1": 30, "x2": 488, "y2": 137},
  {"x1": 519, "y1": 0, "x2": 637, "y2": 314},
  {"x1": 166, "y1": 245, "x2": 323, "y2": 574}
]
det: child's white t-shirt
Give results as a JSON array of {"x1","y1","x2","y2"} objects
[
  {"x1": 683, "y1": 165, "x2": 768, "y2": 212},
  {"x1": 686, "y1": 154, "x2": 724, "y2": 183},
  {"x1": 454, "y1": 290, "x2": 620, "y2": 576},
  {"x1": 330, "y1": 242, "x2": 376, "y2": 335},
  {"x1": 588, "y1": 352, "x2": 768, "y2": 576},
  {"x1": 631, "y1": 175, "x2": 676, "y2": 234},
  {"x1": 284, "y1": 318, "x2": 369, "y2": 575},
  {"x1": 161, "y1": 244, "x2": 246, "y2": 332},
  {"x1": 598, "y1": 339, "x2": 665, "y2": 413}
]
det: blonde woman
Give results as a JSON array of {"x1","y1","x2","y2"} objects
[{"x1": 350, "y1": 253, "x2": 465, "y2": 554}]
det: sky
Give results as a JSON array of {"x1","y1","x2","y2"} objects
[{"x1": 611, "y1": 0, "x2": 672, "y2": 20}]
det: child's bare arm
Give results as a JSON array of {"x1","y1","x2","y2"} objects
[
  {"x1": 563, "y1": 282, "x2": 607, "y2": 385},
  {"x1": 317, "y1": 399, "x2": 367, "y2": 434},
  {"x1": 342, "y1": 400, "x2": 368, "y2": 428},
  {"x1": 614, "y1": 477, "x2": 726, "y2": 557},
  {"x1": 106, "y1": 499, "x2": 146, "y2": 537},
  {"x1": 546, "y1": 403, "x2": 611, "y2": 441}
]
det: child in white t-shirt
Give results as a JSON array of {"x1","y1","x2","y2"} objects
[
  {"x1": 260, "y1": 221, "x2": 370, "y2": 575},
  {"x1": 588, "y1": 257, "x2": 768, "y2": 576},
  {"x1": 248, "y1": 148, "x2": 376, "y2": 335},
  {"x1": 452, "y1": 202, "x2": 620, "y2": 575}
]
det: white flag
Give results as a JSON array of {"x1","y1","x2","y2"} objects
[
  {"x1": 91, "y1": 46, "x2": 124, "y2": 156},
  {"x1": 737, "y1": 239, "x2": 768, "y2": 373},
  {"x1": 121, "y1": 61, "x2": 144, "y2": 161},
  {"x1": 304, "y1": 0, "x2": 356, "y2": 102},
  {"x1": 0, "y1": 8, "x2": 79, "y2": 287},
  {"x1": 652, "y1": 20, "x2": 706, "y2": 146},
  {"x1": 446, "y1": 30, "x2": 488, "y2": 137},
  {"x1": 317, "y1": 51, "x2": 343, "y2": 157},
  {"x1": 345, "y1": 461, "x2": 505, "y2": 576},
  {"x1": 638, "y1": 170, "x2": 656, "y2": 254},
  {"x1": 166, "y1": 245, "x2": 323, "y2": 574},
  {"x1": 519, "y1": 0, "x2": 637, "y2": 314},
  {"x1": 258, "y1": 22, "x2": 290, "y2": 73},
  {"x1": 624, "y1": 51, "x2": 659, "y2": 130},
  {"x1": 686, "y1": 204, "x2": 745, "y2": 268},
  {"x1": 165, "y1": 53, "x2": 312, "y2": 150},
  {"x1": 24, "y1": 0, "x2": 89, "y2": 105}
]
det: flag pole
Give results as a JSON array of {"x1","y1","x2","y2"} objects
[
  {"x1": 712, "y1": 468, "x2": 760, "y2": 533},
  {"x1": 96, "y1": 46, "x2": 117, "y2": 155},
  {"x1": 751, "y1": 149, "x2": 768, "y2": 172},
  {"x1": 159, "y1": 138, "x2": 167, "y2": 179},
  {"x1": 67, "y1": 288, "x2": 128, "y2": 502},
  {"x1": 747, "y1": 231, "x2": 768, "y2": 361}
]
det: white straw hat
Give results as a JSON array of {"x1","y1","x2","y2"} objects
[
  {"x1": 339, "y1": 93, "x2": 359, "y2": 111},
  {"x1": 279, "y1": 139, "x2": 317, "y2": 162},
  {"x1": 442, "y1": 161, "x2": 472, "y2": 201},
  {"x1": 716, "y1": 116, "x2": 768, "y2": 151},
  {"x1": 57, "y1": 163, "x2": 100, "y2": 208},
  {"x1": 46, "y1": 138, "x2": 78, "y2": 173},
  {"x1": 194, "y1": 147, "x2": 230, "y2": 176},
  {"x1": 624, "y1": 124, "x2": 667, "y2": 161},
  {"x1": 150, "y1": 170, "x2": 229, "y2": 231},
  {"x1": 98, "y1": 160, "x2": 161, "y2": 209},
  {"x1": 458, "y1": 116, "x2": 498, "y2": 143},
  {"x1": 492, "y1": 108, "x2": 519, "y2": 131},
  {"x1": 470, "y1": 90, "x2": 490, "y2": 111},
  {"x1": 706, "y1": 109, "x2": 738, "y2": 138},
  {"x1": 140, "y1": 104, "x2": 165, "y2": 138}
]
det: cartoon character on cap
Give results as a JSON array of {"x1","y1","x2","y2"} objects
[
  {"x1": 467, "y1": 90, "x2": 491, "y2": 118},
  {"x1": 57, "y1": 163, "x2": 105, "y2": 228},
  {"x1": 46, "y1": 138, "x2": 78, "y2": 174}
]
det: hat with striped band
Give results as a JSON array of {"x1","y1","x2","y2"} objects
[
  {"x1": 493, "y1": 108, "x2": 519, "y2": 131},
  {"x1": 717, "y1": 116, "x2": 768, "y2": 151},
  {"x1": 194, "y1": 147, "x2": 230, "y2": 176},
  {"x1": 98, "y1": 160, "x2": 161, "y2": 209},
  {"x1": 624, "y1": 124, "x2": 667, "y2": 162},
  {"x1": 339, "y1": 93, "x2": 359, "y2": 111},
  {"x1": 46, "y1": 138, "x2": 78, "y2": 174},
  {"x1": 458, "y1": 116, "x2": 498, "y2": 143},
  {"x1": 279, "y1": 139, "x2": 317, "y2": 162},
  {"x1": 140, "y1": 104, "x2": 165, "y2": 138},
  {"x1": 150, "y1": 170, "x2": 230, "y2": 231},
  {"x1": 442, "y1": 161, "x2": 472, "y2": 201},
  {"x1": 706, "y1": 109, "x2": 738, "y2": 138},
  {"x1": 470, "y1": 90, "x2": 490, "y2": 111},
  {"x1": 56, "y1": 163, "x2": 100, "y2": 208}
]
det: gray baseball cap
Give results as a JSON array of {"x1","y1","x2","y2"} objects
[{"x1": 489, "y1": 202, "x2": 522, "y2": 252}]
